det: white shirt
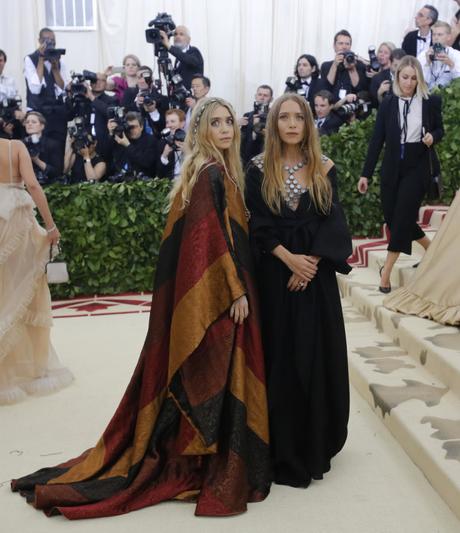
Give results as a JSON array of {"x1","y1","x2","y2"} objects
[
  {"x1": 418, "y1": 46, "x2": 460, "y2": 90},
  {"x1": 0, "y1": 74, "x2": 18, "y2": 100},
  {"x1": 23, "y1": 55, "x2": 70, "y2": 105},
  {"x1": 398, "y1": 94, "x2": 423, "y2": 144},
  {"x1": 416, "y1": 30, "x2": 432, "y2": 57},
  {"x1": 160, "y1": 149, "x2": 182, "y2": 178}
]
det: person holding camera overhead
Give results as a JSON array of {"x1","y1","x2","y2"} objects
[
  {"x1": 159, "y1": 24, "x2": 204, "y2": 90},
  {"x1": 239, "y1": 84, "x2": 273, "y2": 165},
  {"x1": 157, "y1": 108, "x2": 186, "y2": 180},
  {"x1": 64, "y1": 131, "x2": 106, "y2": 184},
  {"x1": 24, "y1": 28, "x2": 70, "y2": 154},
  {"x1": 320, "y1": 30, "x2": 368, "y2": 101},
  {"x1": 103, "y1": 111, "x2": 158, "y2": 180},
  {"x1": 418, "y1": 21, "x2": 460, "y2": 90},
  {"x1": 22, "y1": 111, "x2": 63, "y2": 185},
  {"x1": 105, "y1": 54, "x2": 141, "y2": 103},
  {"x1": 357, "y1": 56, "x2": 444, "y2": 293},
  {"x1": 285, "y1": 54, "x2": 322, "y2": 109}
]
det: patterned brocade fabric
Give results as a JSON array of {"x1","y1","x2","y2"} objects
[{"x1": 11, "y1": 162, "x2": 271, "y2": 518}]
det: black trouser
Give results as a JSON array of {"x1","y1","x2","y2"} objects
[{"x1": 381, "y1": 142, "x2": 429, "y2": 255}]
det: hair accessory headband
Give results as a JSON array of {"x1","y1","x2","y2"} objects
[{"x1": 192, "y1": 98, "x2": 219, "y2": 143}]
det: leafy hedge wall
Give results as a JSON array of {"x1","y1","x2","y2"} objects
[{"x1": 47, "y1": 80, "x2": 460, "y2": 298}]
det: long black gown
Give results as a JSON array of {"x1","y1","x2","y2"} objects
[{"x1": 245, "y1": 155, "x2": 352, "y2": 487}]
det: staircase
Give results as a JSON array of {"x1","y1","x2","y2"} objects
[{"x1": 341, "y1": 205, "x2": 460, "y2": 520}]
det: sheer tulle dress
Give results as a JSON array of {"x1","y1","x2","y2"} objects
[{"x1": 0, "y1": 140, "x2": 73, "y2": 405}]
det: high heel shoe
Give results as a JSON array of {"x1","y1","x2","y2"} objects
[{"x1": 378, "y1": 265, "x2": 391, "y2": 294}]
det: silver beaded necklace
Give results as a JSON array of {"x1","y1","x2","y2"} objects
[{"x1": 283, "y1": 159, "x2": 307, "y2": 209}]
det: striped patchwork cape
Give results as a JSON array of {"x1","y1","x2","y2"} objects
[{"x1": 11, "y1": 162, "x2": 271, "y2": 518}]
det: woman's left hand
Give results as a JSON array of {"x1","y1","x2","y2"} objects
[
  {"x1": 230, "y1": 295, "x2": 249, "y2": 324},
  {"x1": 287, "y1": 274, "x2": 308, "y2": 292},
  {"x1": 422, "y1": 132, "x2": 434, "y2": 147}
]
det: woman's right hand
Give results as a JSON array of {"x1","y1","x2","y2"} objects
[
  {"x1": 286, "y1": 253, "x2": 318, "y2": 281},
  {"x1": 47, "y1": 226, "x2": 61, "y2": 246},
  {"x1": 357, "y1": 177, "x2": 368, "y2": 194}
]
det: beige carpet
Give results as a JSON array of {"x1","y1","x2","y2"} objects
[{"x1": 1, "y1": 312, "x2": 459, "y2": 533}]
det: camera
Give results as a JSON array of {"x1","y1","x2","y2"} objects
[
  {"x1": 431, "y1": 43, "x2": 447, "y2": 60},
  {"x1": 68, "y1": 117, "x2": 93, "y2": 153},
  {"x1": 285, "y1": 76, "x2": 308, "y2": 97},
  {"x1": 336, "y1": 92, "x2": 372, "y2": 120},
  {"x1": 69, "y1": 70, "x2": 98, "y2": 97},
  {"x1": 253, "y1": 101, "x2": 270, "y2": 135},
  {"x1": 23, "y1": 133, "x2": 42, "y2": 158},
  {"x1": 160, "y1": 127, "x2": 186, "y2": 150},
  {"x1": 170, "y1": 73, "x2": 191, "y2": 105},
  {"x1": 107, "y1": 106, "x2": 129, "y2": 138},
  {"x1": 138, "y1": 89, "x2": 161, "y2": 107},
  {"x1": 343, "y1": 51, "x2": 356, "y2": 65},
  {"x1": 42, "y1": 38, "x2": 66, "y2": 60},
  {"x1": 145, "y1": 12, "x2": 176, "y2": 44},
  {"x1": 368, "y1": 46, "x2": 380, "y2": 72},
  {"x1": 0, "y1": 96, "x2": 22, "y2": 124}
]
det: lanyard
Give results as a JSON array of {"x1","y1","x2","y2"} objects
[{"x1": 401, "y1": 95, "x2": 414, "y2": 144}]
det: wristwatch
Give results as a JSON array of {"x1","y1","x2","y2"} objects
[{"x1": 84, "y1": 158, "x2": 91, "y2": 164}]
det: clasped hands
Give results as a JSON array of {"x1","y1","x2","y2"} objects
[{"x1": 286, "y1": 253, "x2": 320, "y2": 292}]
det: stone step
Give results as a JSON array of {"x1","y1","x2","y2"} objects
[{"x1": 342, "y1": 297, "x2": 460, "y2": 521}]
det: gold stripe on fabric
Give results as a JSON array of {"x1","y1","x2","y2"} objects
[
  {"x1": 49, "y1": 392, "x2": 165, "y2": 484},
  {"x1": 174, "y1": 489, "x2": 200, "y2": 501},
  {"x1": 168, "y1": 253, "x2": 245, "y2": 380},
  {"x1": 229, "y1": 347, "x2": 269, "y2": 444},
  {"x1": 99, "y1": 392, "x2": 166, "y2": 480},
  {"x1": 224, "y1": 179, "x2": 248, "y2": 235},
  {"x1": 182, "y1": 432, "x2": 217, "y2": 455}
]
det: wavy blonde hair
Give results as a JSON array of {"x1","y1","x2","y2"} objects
[
  {"x1": 170, "y1": 97, "x2": 244, "y2": 209},
  {"x1": 262, "y1": 93, "x2": 332, "y2": 215}
]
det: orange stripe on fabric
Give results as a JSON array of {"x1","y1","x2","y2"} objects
[
  {"x1": 168, "y1": 253, "x2": 245, "y2": 380},
  {"x1": 229, "y1": 347, "x2": 269, "y2": 445}
]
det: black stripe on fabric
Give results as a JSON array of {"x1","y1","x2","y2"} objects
[{"x1": 153, "y1": 216, "x2": 185, "y2": 290}]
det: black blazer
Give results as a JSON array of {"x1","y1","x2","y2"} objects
[
  {"x1": 170, "y1": 45, "x2": 204, "y2": 89},
  {"x1": 361, "y1": 94, "x2": 443, "y2": 187},
  {"x1": 284, "y1": 77, "x2": 324, "y2": 109},
  {"x1": 369, "y1": 69, "x2": 392, "y2": 108},
  {"x1": 26, "y1": 135, "x2": 63, "y2": 182},
  {"x1": 320, "y1": 60, "x2": 369, "y2": 101},
  {"x1": 317, "y1": 112, "x2": 344, "y2": 136},
  {"x1": 401, "y1": 30, "x2": 432, "y2": 57}
]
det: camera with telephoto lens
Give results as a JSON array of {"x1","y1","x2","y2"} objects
[
  {"x1": 431, "y1": 43, "x2": 447, "y2": 60},
  {"x1": 69, "y1": 70, "x2": 98, "y2": 97},
  {"x1": 252, "y1": 101, "x2": 270, "y2": 135},
  {"x1": 107, "y1": 106, "x2": 129, "y2": 138},
  {"x1": 68, "y1": 117, "x2": 93, "y2": 153},
  {"x1": 42, "y1": 38, "x2": 66, "y2": 60},
  {"x1": 138, "y1": 89, "x2": 161, "y2": 107},
  {"x1": 336, "y1": 92, "x2": 372, "y2": 120},
  {"x1": 23, "y1": 133, "x2": 42, "y2": 158},
  {"x1": 367, "y1": 46, "x2": 380, "y2": 72},
  {"x1": 160, "y1": 127, "x2": 186, "y2": 150},
  {"x1": 145, "y1": 12, "x2": 176, "y2": 52},
  {"x1": 342, "y1": 51, "x2": 356, "y2": 65},
  {"x1": 0, "y1": 96, "x2": 22, "y2": 125}
]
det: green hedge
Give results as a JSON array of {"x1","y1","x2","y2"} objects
[{"x1": 46, "y1": 80, "x2": 460, "y2": 298}]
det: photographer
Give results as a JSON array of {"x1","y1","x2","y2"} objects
[
  {"x1": 106, "y1": 54, "x2": 141, "y2": 103},
  {"x1": 418, "y1": 21, "x2": 460, "y2": 90},
  {"x1": 122, "y1": 65, "x2": 169, "y2": 136},
  {"x1": 320, "y1": 30, "x2": 368, "y2": 101},
  {"x1": 157, "y1": 108, "x2": 186, "y2": 180},
  {"x1": 0, "y1": 96, "x2": 25, "y2": 140},
  {"x1": 22, "y1": 111, "x2": 63, "y2": 184},
  {"x1": 0, "y1": 49, "x2": 18, "y2": 100},
  {"x1": 185, "y1": 75, "x2": 210, "y2": 130},
  {"x1": 104, "y1": 111, "x2": 158, "y2": 179},
  {"x1": 370, "y1": 48, "x2": 407, "y2": 107},
  {"x1": 284, "y1": 54, "x2": 322, "y2": 108},
  {"x1": 24, "y1": 28, "x2": 70, "y2": 152},
  {"x1": 402, "y1": 5, "x2": 438, "y2": 57},
  {"x1": 313, "y1": 90, "x2": 345, "y2": 136},
  {"x1": 240, "y1": 84, "x2": 273, "y2": 165},
  {"x1": 64, "y1": 130, "x2": 106, "y2": 183},
  {"x1": 82, "y1": 72, "x2": 117, "y2": 145},
  {"x1": 159, "y1": 25, "x2": 204, "y2": 90}
]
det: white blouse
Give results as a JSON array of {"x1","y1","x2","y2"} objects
[{"x1": 398, "y1": 95, "x2": 423, "y2": 144}]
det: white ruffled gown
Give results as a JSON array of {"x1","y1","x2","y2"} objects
[{"x1": 0, "y1": 182, "x2": 74, "y2": 405}]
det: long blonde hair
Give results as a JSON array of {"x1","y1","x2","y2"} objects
[
  {"x1": 392, "y1": 55, "x2": 429, "y2": 99},
  {"x1": 170, "y1": 97, "x2": 244, "y2": 209},
  {"x1": 262, "y1": 93, "x2": 332, "y2": 215}
]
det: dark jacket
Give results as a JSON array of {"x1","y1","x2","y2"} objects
[
  {"x1": 369, "y1": 69, "x2": 393, "y2": 108},
  {"x1": 156, "y1": 139, "x2": 183, "y2": 180},
  {"x1": 401, "y1": 30, "x2": 432, "y2": 57},
  {"x1": 104, "y1": 131, "x2": 158, "y2": 178},
  {"x1": 170, "y1": 45, "x2": 204, "y2": 89},
  {"x1": 316, "y1": 112, "x2": 344, "y2": 136},
  {"x1": 284, "y1": 77, "x2": 324, "y2": 109},
  {"x1": 320, "y1": 60, "x2": 369, "y2": 101},
  {"x1": 24, "y1": 135, "x2": 64, "y2": 183},
  {"x1": 240, "y1": 111, "x2": 265, "y2": 165},
  {"x1": 121, "y1": 87, "x2": 169, "y2": 136},
  {"x1": 361, "y1": 93, "x2": 444, "y2": 187}
]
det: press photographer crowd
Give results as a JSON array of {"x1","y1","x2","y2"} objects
[{"x1": 1, "y1": 5, "x2": 460, "y2": 185}]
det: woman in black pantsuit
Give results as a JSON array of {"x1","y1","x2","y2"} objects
[{"x1": 358, "y1": 55, "x2": 444, "y2": 292}]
